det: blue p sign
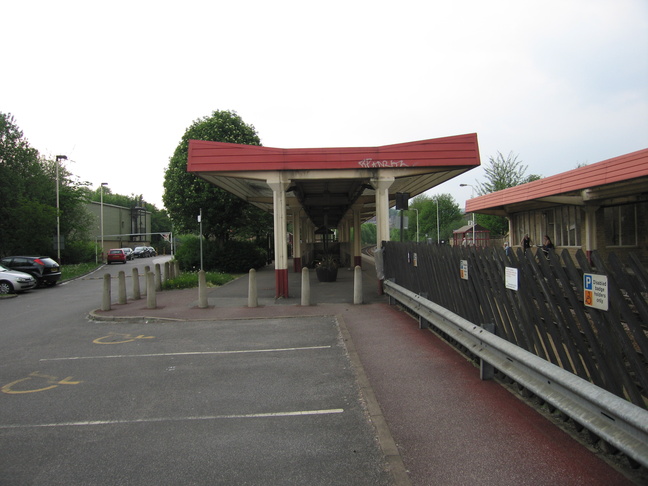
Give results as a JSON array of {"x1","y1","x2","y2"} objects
[{"x1": 584, "y1": 274, "x2": 593, "y2": 290}]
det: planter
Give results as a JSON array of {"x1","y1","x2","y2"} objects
[{"x1": 316, "y1": 267, "x2": 338, "y2": 282}]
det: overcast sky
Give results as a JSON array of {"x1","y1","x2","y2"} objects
[{"x1": 3, "y1": 0, "x2": 646, "y2": 210}]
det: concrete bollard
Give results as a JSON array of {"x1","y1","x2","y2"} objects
[
  {"x1": 164, "y1": 261, "x2": 170, "y2": 283},
  {"x1": 198, "y1": 270, "x2": 208, "y2": 308},
  {"x1": 248, "y1": 268, "x2": 258, "y2": 308},
  {"x1": 102, "y1": 273, "x2": 111, "y2": 311},
  {"x1": 132, "y1": 268, "x2": 141, "y2": 300},
  {"x1": 118, "y1": 271, "x2": 127, "y2": 305},
  {"x1": 170, "y1": 260, "x2": 177, "y2": 279},
  {"x1": 155, "y1": 264, "x2": 162, "y2": 291},
  {"x1": 353, "y1": 265, "x2": 363, "y2": 304},
  {"x1": 174, "y1": 261, "x2": 180, "y2": 279},
  {"x1": 143, "y1": 265, "x2": 150, "y2": 295},
  {"x1": 146, "y1": 271, "x2": 156, "y2": 309},
  {"x1": 301, "y1": 267, "x2": 310, "y2": 306}
]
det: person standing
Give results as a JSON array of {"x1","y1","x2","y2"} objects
[{"x1": 522, "y1": 234, "x2": 531, "y2": 252}]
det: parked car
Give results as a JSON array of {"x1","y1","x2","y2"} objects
[
  {"x1": 121, "y1": 248, "x2": 134, "y2": 260},
  {"x1": 107, "y1": 248, "x2": 127, "y2": 264},
  {"x1": 147, "y1": 247, "x2": 157, "y2": 257},
  {"x1": 0, "y1": 256, "x2": 61, "y2": 286},
  {"x1": 0, "y1": 264, "x2": 37, "y2": 294},
  {"x1": 132, "y1": 246, "x2": 149, "y2": 258}
]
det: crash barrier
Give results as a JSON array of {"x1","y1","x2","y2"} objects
[{"x1": 383, "y1": 279, "x2": 648, "y2": 469}]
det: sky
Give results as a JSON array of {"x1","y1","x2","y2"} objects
[{"x1": 2, "y1": 0, "x2": 647, "y2": 211}]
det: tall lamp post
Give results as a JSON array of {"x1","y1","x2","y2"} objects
[
  {"x1": 55, "y1": 155, "x2": 67, "y2": 263},
  {"x1": 460, "y1": 184, "x2": 476, "y2": 246},
  {"x1": 100, "y1": 182, "x2": 108, "y2": 263},
  {"x1": 434, "y1": 195, "x2": 440, "y2": 244}
]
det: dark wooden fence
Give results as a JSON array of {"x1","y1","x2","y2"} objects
[{"x1": 382, "y1": 241, "x2": 648, "y2": 410}]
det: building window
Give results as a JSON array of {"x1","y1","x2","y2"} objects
[
  {"x1": 554, "y1": 206, "x2": 581, "y2": 247},
  {"x1": 604, "y1": 204, "x2": 637, "y2": 247}
]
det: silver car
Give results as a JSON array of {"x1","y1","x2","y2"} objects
[{"x1": 0, "y1": 264, "x2": 37, "y2": 294}]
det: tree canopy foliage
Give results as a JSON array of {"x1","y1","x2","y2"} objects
[
  {"x1": 399, "y1": 193, "x2": 463, "y2": 242},
  {"x1": 163, "y1": 110, "x2": 273, "y2": 243},
  {"x1": 473, "y1": 151, "x2": 542, "y2": 237},
  {"x1": 0, "y1": 113, "x2": 92, "y2": 259}
]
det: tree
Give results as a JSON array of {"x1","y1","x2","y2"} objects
[
  {"x1": 0, "y1": 112, "x2": 95, "y2": 261},
  {"x1": 476, "y1": 151, "x2": 539, "y2": 195},
  {"x1": 163, "y1": 110, "x2": 273, "y2": 242},
  {"x1": 473, "y1": 151, "x2": 541, "y2": 237},
  {"x1": 403, "y1": 193, "x2": 463, "y2": 243}
]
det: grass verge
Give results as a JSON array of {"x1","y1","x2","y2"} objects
[{"x1": 61, "y1": 262, "x2": 103, "y2": 281}]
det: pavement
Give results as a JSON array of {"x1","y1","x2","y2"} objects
[{"x1": 89, "y1": 258, "x2": 641, "y2": 485}]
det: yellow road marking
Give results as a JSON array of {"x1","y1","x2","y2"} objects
[
  {"x1": 1, "y1": 372, "x2": 82, "y2": 394},
  {"x1": 93, "y1": 333, "x2": 155, "y2": 344}
]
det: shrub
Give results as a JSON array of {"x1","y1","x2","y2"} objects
[{"x1": 174, "y1": 236, "x2": 267, "y2": 273}]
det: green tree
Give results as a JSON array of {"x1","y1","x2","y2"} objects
[
  {"x1": 163, "y1": 110, "x2": 273, "y2": 242},
  {"x1": 473, "y1": 151, "x2": 541, "y2": 237},
  {"x1": 1, "y1": 113, "x2": 93, "y2": 260},
  {"x1": 404, "y1": 193, "x2": 462, "y2": 243}
]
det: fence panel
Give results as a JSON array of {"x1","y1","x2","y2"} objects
[{"x1": 382, "y1": 241, "x2": 648, "y2": 410}]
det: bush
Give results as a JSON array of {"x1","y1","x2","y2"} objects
[
  {"x1": 174, "y1": 236, "x2": 267, "y2": 273},
  {"x1": 162, "y1": 271, "x2": 236, "y2": 290}
]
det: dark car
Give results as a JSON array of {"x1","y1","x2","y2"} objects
[
  {"x1": 0, "y1": 256, "x2": 61, "y2": 286},
  {"x1": 132, "y1": 246, "x2": 149, "y2": 258},
  {"x1": 121, "y1": 248, "x2": 134, "y2": 260}
]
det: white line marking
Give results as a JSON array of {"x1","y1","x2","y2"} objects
[
  {"x1": 0, "y1": 409, "x2": 345, "y2": 429},
  {"x1": 40, "y1": 345, "x2": 332, "y2": 361}
]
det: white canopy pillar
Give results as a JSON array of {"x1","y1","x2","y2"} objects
[
  {"x1": 267, "y1": 175, "x2": 291, "y2": 298},
  {"x1": 371, "y1": 176, "x2": 395, "y2": 247},
  {"x1": 292, "y1": 208, "x2": 302, "y2": 272},
  {"x1": 352, "y1": 206, "x2": 362, "y2": 267}
]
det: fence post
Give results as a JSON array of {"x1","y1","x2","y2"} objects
[
  {"x1": 301, "y1": 267, "x2": 310, "y2": 306},
  {"x1": 102, "y1": 273, "x2": 111, "y2": 311},
  {"x1": 480, "y1": 322, "x2": 495, "y2": 380},
  {"x1": 248, "y1": 269, "x2": 258, "y2": 308},
  {"x1": 118, "y1": 271, "x2": 127, "y2": 305},
  {"x1": 132, "y1": 268, "x2": 141, "y2": 300},
  {"x1": 164, "y1": 261, "x2": 170, "y2": 284}
]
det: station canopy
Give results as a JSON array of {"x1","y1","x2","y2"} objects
[{"x1": 187, "y1": 133, "x2": 481, "y2": 230}]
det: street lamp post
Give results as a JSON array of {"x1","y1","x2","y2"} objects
[
  {"x1": 411, "y1": 208, "x2": 419, "y2": 242},
  {"x1": 100, "y1": 183, "x2": 108, "y2": 263},
  {"x1": 435, "y1": 196, "x2": 440, "y2": 244},
  {"x1": 460, "y1": 184, "x2": 476, "y2": 246},
  {"x1": 55, "y1": 155, "x2": 67, "y2": 263}
]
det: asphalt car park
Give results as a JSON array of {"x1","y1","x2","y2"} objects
[{"x1": 0, "y1": 316, "x2": 392, "y2": 485}]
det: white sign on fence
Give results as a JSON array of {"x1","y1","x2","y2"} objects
[
  {"x1": 584, "y1": 273, "x2": 609, "y2": 311},
  {"x1": 505, "y1": 267, "x2": 518, "y2": 291},
  {"x1": 460, "y1": 260, "x2": 468, "y2": 280}
]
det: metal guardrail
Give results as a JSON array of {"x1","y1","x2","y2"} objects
[{"x1": 383, "y1": 279, "x2": 648, "y2": 469}]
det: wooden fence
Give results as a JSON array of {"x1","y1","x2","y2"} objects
[{"x1": 382, "y1": 241, "x2": 648, "y2": 411}]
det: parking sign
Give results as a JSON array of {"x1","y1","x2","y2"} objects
[{"x1": 584, "y1": 273, "x2": 609, "y2": 311}]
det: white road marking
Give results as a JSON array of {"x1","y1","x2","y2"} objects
[
  {"x1": 0, "y1": 409, "x2": 345, "y2": 429},
  {"x1": 40, "y1": 345, "x2": 332, "y2": 361}
]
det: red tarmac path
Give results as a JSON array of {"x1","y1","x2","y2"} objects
[{"x1": 90, "y1": 260, "x2": 640, "y2": 485}]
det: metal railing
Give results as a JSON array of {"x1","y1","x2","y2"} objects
[{"x1": 383, "y1": 279, "x2": 648, "y2": 469}]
